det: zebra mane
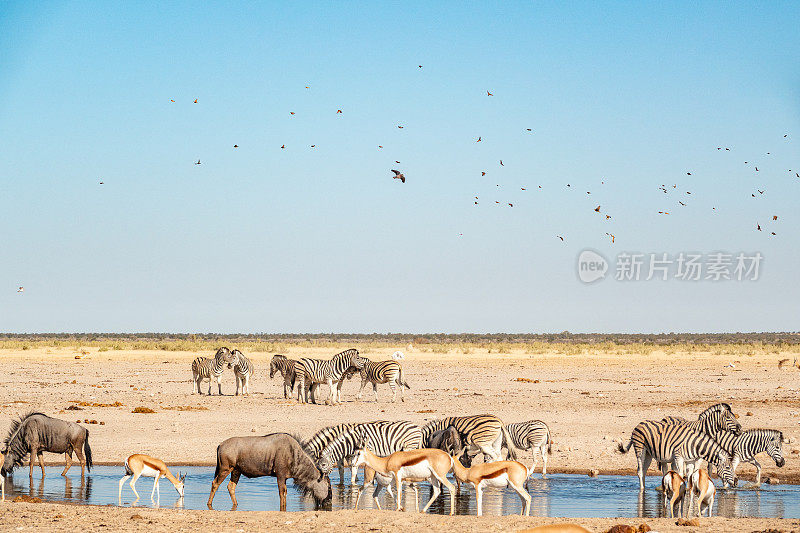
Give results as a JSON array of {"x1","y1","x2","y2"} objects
[
  {"x1": 332, "y1": 348, "x2": 359, "y2": 360},
  {"x1": 698, "y1": 403, "x2": 732, "y2": 418},
  {"x1": 745, "y1": 428, "x2": 784, "y2": 440},
  {"x1": 3, "y1": 411, "x2": 46, "y2": 457},
  {"x1": 303, "y1": 423, "x2": 354, "y2": 457}
]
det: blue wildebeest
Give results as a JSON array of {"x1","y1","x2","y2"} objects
[
  {"x1": 2, "y1": 412, "x2": 93, "y2": 479},
  {"x1": 207, "y1": 433, "x2": 332, "y2": 511}
]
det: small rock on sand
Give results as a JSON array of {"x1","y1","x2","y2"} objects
[
  {"x1": 676, "y1": 518, "x2": 700, "y2": 526},
  {"x1": 588, "y1": 469, "x2": 600, "y2": 477},
  {"x1": 766, "y1": 476, "x2": 779, "y2": 485}
]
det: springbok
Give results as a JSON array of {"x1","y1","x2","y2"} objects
[
  {"x1": 352, "y1": 444, "x2": 456, "y2": 514},
  {"x1": 661, "y1": 470, "x2": 685, "y2": 518},
  {"x1": 118, "y1": 454, "x2": 185, "y2": 502},
  {"x1": 687, "y1": 467, "x2": 716, "y2": 517},
  {"x1": 451, "y1": 454, "x2": 532, "y2": 516}
]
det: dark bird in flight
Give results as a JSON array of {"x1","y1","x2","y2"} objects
[
  {"x1": 481, "y1": 172, "x2": 486, "y2": 176},
  {"x1": 378, "y1": 145, "x2": 383, "y2": 148},
  {"x1": 500, "y1": 160, "x2": 504, "y2": 166},
  {"x1": 391, "y1": 170, "x2": 405, "y2": 183},
  {"x1": 773, "y1": 215, "x2": 778, "y2": 220},
  {"x1": 194, "y1": 160, "x2": 201, "y2": 165},
  {"x1": 557, "y1": 235, "x2": 564, "y2": 241},
  {"x1": 487, "y1": 91, "x2": 493, "y2": 96},
  {"x1": 755, "y1": 167, "x2": 759, "y2": 171},
  {"x1": 526, "y1": 128, "x2": 532, "y2": 131},
  {"x1": 474, "y1": 201, "x2": 478, "y2": 205},
  {"x1": 418, "y1": 65, "x2": 422, "y2": 68},
  {"x1": 605, "y1": 215, "x2": 612, "y2": 220},
  {"x1": 567, "y1": 184, "x2": 571, "y2": 187},
  {"x1": 395, "y1": 161, "x2": 400, "y2": 163},
  {"x1": 594, "y1": 205, "x2": 601, "y2": 212},
  {"x1": 687, "y1": 172, "x2": 692, "y2": 175},
  {"x1": 170, "y1": 99, "x2": 175, "y2": 102},
  {"x1": 233, "y1": 144, "x2": 239, "y2": 148},
  {"x1": 686, "y1": 191, "x2": 691, "y2": 195},
  {"x1": 784, "y1": 134, "x2": 788, "y2": 137},
  {"x1": 337, "y1": 109, "x2": 342, "y2": 114},
  {"x1": 476, "y1": 136, "x2": 481, "y2": 142},
  {"x1": 193, "y1": 99, "x2": 198, "y2": 103},
  {"x1": 311, "y1": 145, "x2": 316, "y2": 148},
  {"x1": 757, "y1": 223, "x2": 762, "y2": 231},
  {"x1": 658, "y1": 211, "x2": 670, "y2": 215},
  {"x1": 605, "y1": 232, "x2": 615, "y2": 243},
  {"x1": 397, "y1": 125, "x2": 404, "y2": 129},
  {"x1": 771, "y1": 232, "x2": 776, "y2": 235},
  {"x1": 508, "y1": 203, "x2": 513, "y2": 207},
  {"x1": 99, "y1": 181, "x2": 104, "y2": 185},
  {"x1": 281, "y1": 145, "x2": 285, "y2": 149},
  {"x1": 521, "y1": 187, "x2": 526, "y2": 190},
  {"x1": 679, "y1": 201, "x2": 686, "y2": 206},
  {"x1": 758, "y1": 190, "x2": 764, "y2": 194},
  {"x1": 17, "y1": 286, "x2": 24, "y2": 293},
  {"x1": 290, "y1": 112, "x2": 295, "y2": 115},
  {"x1": 796, "y1": 172, "x2": 799, "y2": 178}
]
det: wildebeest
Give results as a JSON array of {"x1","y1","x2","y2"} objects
[
  {"x1": 429, "y1": 426, "x2": 468, "y2": 494},
  {"x1": 2, "y1": 412, "x2": 93, "y2": 478},
  {"x1": 207, "y1": 433, "x2": 332, "y2": 511}
]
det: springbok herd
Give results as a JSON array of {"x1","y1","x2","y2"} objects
[{"x1": 0, "y1": 347, "x2": 789, "y2": 521}]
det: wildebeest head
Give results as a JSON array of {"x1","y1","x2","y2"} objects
[
  {"x1": 312, "y1": 473, "x2": 332, "y2": 510},
  {"x1": 1, "y1": 446, "x2": 21, "y2": 478}
]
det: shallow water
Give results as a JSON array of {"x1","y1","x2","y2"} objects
[{"x1": 4, "y1": 466, "x2": 799, "y2": 518}]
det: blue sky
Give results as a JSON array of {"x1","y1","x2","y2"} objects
[{"x1": 1, "y1": 2, "x2": 798, "y2": 333}]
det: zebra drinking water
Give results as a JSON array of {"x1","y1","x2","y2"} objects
[
  {"x1": 295, "y1": 349, "x2": 368, "y2": 405},
  {"x1": 269, "y1": 354, "x2": 297, "y2": 399},
  {"x1": 422, "y1": 414, "x2": 517, "y2": 463},
  {"x1": 302, "y1": 423, "x2": 358, "y2": 485},
  {"x1": 503, "y1": 420, "x2": 552, "y2": 480},
  {"x1": 710, "y1": 428, "x2": 785, "y2": 485},
  {"x1": 191, "y1": 347, "x2": 235, "y2": 395},
  {"x1": 618, "y1": 420, "x2": 735, "y2": 490},
  {"x1": 355, "y1": 352, "x2": 411, "y2": 402},
  {"x1": 230, "y1": 349, "x2": 254, "y2": 396}
]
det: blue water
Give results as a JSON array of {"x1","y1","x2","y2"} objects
[{"x1": 4, "y1": 467, "x2": 799, "y2": 518}]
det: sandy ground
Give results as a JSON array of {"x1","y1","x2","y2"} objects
[{"x1": 1, "y1": 347, "x2": 799, "y2": 530}]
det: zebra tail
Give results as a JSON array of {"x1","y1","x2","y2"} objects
[
  {"x1": 398, "y1": 367, "x2": 411, "y2": 389},
  {"x1": 617, "y1": 439, "x2": 633, "y2": 454},
  {"x1": 501, "y1": 425, "x2": 518, "y2": 461},
  {"x1": 547, "y1": 431, "x2": 552, "y2": 455},
  {"x1": 84, "y1": 431, "x2": 93, "y2": 471}
]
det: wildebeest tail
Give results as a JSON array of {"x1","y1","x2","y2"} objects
[
  {"x1": 213, "y1": 444, "x2": 223, "y2": 480},
  {"x1": 84, "y1": 430, "x2": 93, "y2": 471},
  {"x1": 501, "y1": 425, "x2": 518, "y2": 461}
]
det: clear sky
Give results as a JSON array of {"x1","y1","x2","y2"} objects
[{"x1": 1, "y1": 2, "x2": 798, "y2": 333}]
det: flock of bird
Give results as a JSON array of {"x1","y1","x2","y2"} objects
[{"x1": 92, "y1": 67, "x2": 795, "y2": 248}]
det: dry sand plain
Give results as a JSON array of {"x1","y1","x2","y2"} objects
[{"x1": 0, "y1": 346, "x2": 799, "y2": 531}]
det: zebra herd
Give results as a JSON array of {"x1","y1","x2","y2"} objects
[
  {"x1": 618, "y1": 402, "x2": 786, "y2": 515},
  {"x1": 193, "y1": 347, "x2": 411, "y2": 404}
]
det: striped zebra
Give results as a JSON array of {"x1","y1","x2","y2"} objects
[
  {"x1": 710, "y1": 428, "x2": 785, "y2": 485},
  {"x1": 316, "y1": 420, "x2": 422, "y2": 509},
  {"x1": 302, "y1": 423, "x2": 358, "y2": 485},
  {"x1": 422, "y1": 414, "x2": 517, "y2": 463},
  {"x1": 355, "y1": 354, "x2": 411, "y2": 403},
  {"x1": 295, "y1": 349, "x2": 368, "y2": 405},
  {"x1": 504, "y1": 420, "x2": 552, "y2": 480},
  {"x1": 661, "y1": 403, "x2": 742, "y2": 434},
  {"x1": 191, "y1": 347, "x2": 235, "y2": 395},
  {"x1": 618, "y1": 420, "x2": 735, "y2": 490},
  {"x1": 269, "y1": 354, "x2": 297, "y2": 399},
  {"x1": 230, "y1": 349, "x2": 254, "y2": 396}
]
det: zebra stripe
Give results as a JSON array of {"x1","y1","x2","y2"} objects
[
  {"x1": 295, "y1": 349, "x2": 368, "y2": 405},
  {"x1": 303, "y1": 423, "x2": 358, "y2": 484},
  {"x1": 422, "y1": 414, "x2": 516, "y2": 461},
  {"x1": 230, "y1": 349, "x2": 254, "y2": 396},
  {"x1": 269, "y1": 354, "x2": 297, "y2": 399},
  {"x1": 505, "y1": 420, "x2": 552, "y2": 479},
  {"x1": 711, "y1": 428, "x2": 785, "y2": 485},
  {"x1": 618, "y1": 420, "x2": 735, "y2": 490},
  {"x1": 191, "y1": 347, "x2": 234, "y2": 395},
  {"x1": 662, "y1": 403, "x2": 741, "y2": 435},
  {"x1": 355, "y1": 358, "x2": 411, "y2": 402}
]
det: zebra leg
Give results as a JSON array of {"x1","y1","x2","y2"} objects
[
  {"x1": 373, "y1": 382, "x2": 379, "y2": 402},
  {"x1": 357, "y1": 375, "x2": 368, "y2": 400},
  {"x1": 752, "y1": 458, "x2": 762, "y2": 485},
  {"x1": 235, "y1": 374, "x2": 240, "y2": 396},
  {"x1": 637, "y1": 452, "x2": 652, "y2": 491},
  {"x1": 389, "y1": 380, "x2": 397, "y2": 402}
]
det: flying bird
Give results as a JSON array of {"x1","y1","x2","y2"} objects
[
  {"x1": 391, "y1": 170, "x2": 405, "y2": 183},
  {"x1": 290, "y1": 112, "x2": 295, "y2": 115},
  {"x1": 679, "y1": 201, "x2": 686, "y2": 206},
  {"x1": 311, "y1": 145, "x2": 316, "y2": 148},
  {"x1": 557, "y1": 235, "x2": 564, "y2": 241},
  {"x1": 757, "y1": 223, "x2": 762, "y2": 231},
  {"x1": 378, "y1": 145, "x2": 383, "y2": 149},
  {"x1": 170, "y1": 99, "x2": 175, "y2": 102},
  {"x1": 395, "y1": 161, "x2": 400, "y2": 164},
  {"x1": 773, "y1": 215, "x2": 778, "y2": 220},
  {"x1": 397, "y1": 125, "x2": 404, "y2": 129},
  {"x1": 99, "y1": 180, "x2": 104, "y2": 185},
  {"x1": 487, "y1": 91, "x2": 493, "y2": 96},
  {"x1": 605, "y1": 233, "x2": 615, "y2": 243},
  {"x1": 755, "y1": 167, "x2": 759, "y2": 171},
  {"x1": 193, "y1": 99, "x2": 198, "y2": 103},
  {"x1": 605, "y1": 215, "x2": 612, "y2": 220},
  {"x1": 658, "y1": 211, "x2": 670, "y2": 215},
  {"x1": 233, "y1": 144, "x2": 238, "y2": 148},
  {"x1": 594, "y1": 205, "x2": 601, "y2": 212},
  {"x1": 194, "y1": 160, "x2": 201, "y2": 165},
  {"x1": 686, "y1": 172, "x2": 692, "y2": 175},
  {"x1": 280, "y1": 145, "x2": 285, "y2": 149},
  {"x1": 481, "y1": 172, "x2": 486, "y2": 176},
  {"x1": 521, "y1": 187, "x2": 526, "y2": 190},
  {"x1": 499, "y1": 160, "x2": 504, "y2": 166},
  {"x1": 508, "y1": 203, "x2": 513, "y2": 207},
  {"x1": 526, "y1": 128, "x2": 532, "y2": 131},
  {"x1": 476, "y1": 136, "x2": 481, "y2": 142},
  {"x1": 418, "y1": 65, "x2": 422, "y2": 68},
  {"x1": 758, "y1": 190, "x2": 764, "y2": 194},
  {"x1": 305, "y1": 86, "x2": 310, "y2": 88},
  {"x1": 784, "y1": 134, "x2": 788, "y2": 137},
  {"x1": 17, "y1": 287, "x2": 23, "y2": 293},
  {"x1": 771, "y1": 232, "x2": 776, "y2": 235},
  {"x1": 336, "y1": 109, "x2": 342, "y2": 114}
]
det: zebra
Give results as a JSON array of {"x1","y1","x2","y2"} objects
[
  {"x1": 422, "y1": 414, "x2": 517, "y2": 463},
  {"x1": 295, "y1": 349, "x2": 368, "y2": 405},
  {"x1": 316, "y1": 421, "x2": 422, "y2": 509},
  {"x1": 617, "y1": 420, "x2": 735, "y2": 490},
  {"x1": 230, "y1": 349, "x2": 254, "y2": 396},
  {"x1": 710, "y1": 428, "x2": 785, "y2": 485},
  {"x1": 269, "y1": 354, "x2": 297, "y2": 399},
  {"x1": 661, "y1": 403, "x2": 742, "y2": 434},
  {"x1": 355, "y1": 353, "x2": 411, "y2": 402},
  {"x1": 191, "y1": 347, "x2": 235, "y2": 395},
  {"x1": 503, "y1": 420, "x2": 552, "y2": 481},
  {"x1": 302, "y1": 423, "x2": 358, "y2": 485}
]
